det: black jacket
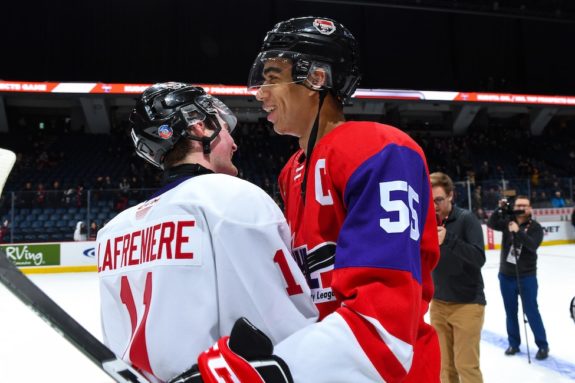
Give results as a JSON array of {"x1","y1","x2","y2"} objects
[
  {"x1": 487, "y1": 208, "x2": 544, "y2": 277},
  {"x1": 432, "y1": 205, "x2": 486, "y2": 304}
]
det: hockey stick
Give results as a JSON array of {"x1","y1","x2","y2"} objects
[
  {"x1": 0, "y1": 148, "x2": 150, "y2": 383},
  {"x1": 0, "y1": 252, "x2": 151, "y2": 382}
]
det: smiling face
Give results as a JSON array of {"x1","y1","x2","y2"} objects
[{"x1": 255, "y1": 58, "x2": 316, "y2": 138}]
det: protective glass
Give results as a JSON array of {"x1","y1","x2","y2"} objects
[
  {"x1": 147, "y1": 87, "x2": 204, "y2": 120},
  {"x1": 196, "y1": 94, "x2": 238, "y2": 133}
]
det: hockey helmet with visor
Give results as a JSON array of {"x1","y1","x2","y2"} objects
[{"x1": 130, "y1": 82, "x2": 237, "y2": 169}]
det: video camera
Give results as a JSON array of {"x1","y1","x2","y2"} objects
[{"x1": 499, "y1": 199, "x2": 526, "y2": 222}]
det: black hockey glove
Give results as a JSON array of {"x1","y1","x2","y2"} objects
[{"x1": 168, "y1": 317, "x2": 293, "y2": 383}]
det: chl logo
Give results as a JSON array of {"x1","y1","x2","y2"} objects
[
  {"x1": 158, "y1": 124, "x2": 173, "y2": 139},
  {"x1": 313, "y1": 19, "x2": 336, "y2": 35}
]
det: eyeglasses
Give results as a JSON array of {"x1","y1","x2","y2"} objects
[{"x1": 433, "y1": 197, "x2": 447, "y2": 205}]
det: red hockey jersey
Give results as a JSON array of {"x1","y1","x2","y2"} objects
[{"x1": 275, "y1": 121, "x2": 440, "y2": 382}]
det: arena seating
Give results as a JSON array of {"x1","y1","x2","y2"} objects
[{"x1": 0, "y1": 120, "x2": 573, "y2": 244}]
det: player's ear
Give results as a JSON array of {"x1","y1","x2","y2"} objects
[{"x1": 188, "y1": 121, "x2": 207, "y2": 137}]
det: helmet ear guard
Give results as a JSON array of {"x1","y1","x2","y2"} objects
[
  {"x1": 129, "y1": 83, "x2": 237, "y2": 169},
  {"x1": 304, "y1": 62, "x2": 332, "y2": 90}
]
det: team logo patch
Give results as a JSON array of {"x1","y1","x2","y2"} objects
[
  {"x1": 158, "y1": 124, "x2": 173, "y2": 139},
  {"x1": 136, "y1": 197, "x2": 161, "y2": 220},
  {"x1": 313, "y1": 19, "x2": 336, "y2": 35}
]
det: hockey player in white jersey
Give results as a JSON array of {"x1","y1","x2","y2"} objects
[{"x1": 97, "y1": 82, "x2": 317, "y2": 383}]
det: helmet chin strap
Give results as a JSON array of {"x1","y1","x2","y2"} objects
[
  {"x1": 201, "y1": 138, "x2": 212, "y2": 155},
  {"x1": 301, "y1": 89, "x2": 327, "y2": 203}
]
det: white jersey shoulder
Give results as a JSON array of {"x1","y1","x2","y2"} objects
[{"x1": 97, "y1": 174, "x2": 317, "y2": 382}]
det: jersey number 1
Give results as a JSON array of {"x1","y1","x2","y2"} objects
[
  {"x1": 120, "y1": 272, "x2": 153, "y2": 375},
  {"x1": 274, "y1": 249, "x2": 304, "y2": 296}
]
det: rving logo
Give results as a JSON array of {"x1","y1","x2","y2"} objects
[{"x1": 0, "y1": 244, "x2": 60, "y2": 267}]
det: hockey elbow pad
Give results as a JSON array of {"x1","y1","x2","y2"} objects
[{"x1": 168, "y1": 317, "x2": 293, "y2": 383}]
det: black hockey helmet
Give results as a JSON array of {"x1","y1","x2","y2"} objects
[
  {"x1": 129, "y1": 82, "x2": 237, "y2": 169},
  {"x1": 248, "y1": 16, "x2": 361, "y2": 104}
]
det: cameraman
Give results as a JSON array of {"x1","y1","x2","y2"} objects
[{"x1": 487, "y1": 195, "x2": 549, "y2": 360}]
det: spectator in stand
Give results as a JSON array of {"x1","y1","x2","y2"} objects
[
  {"x1": 540, "y1": 191, "x2": 549, "y2": 206},
  {"x1": 551, "y1": 190, "x2": 566, "y2": 208},
  {"x1": 75, "y1": 184, "x2": 85, "y2": 207},
  {"x1": 46, "y1": 180, "x2": 63, "y2": 208},
  {"x1": 73, "y1": 221, "x2": 87, "y2": 241},
  {"x1": 93, "y1": 176, "x2": 105, "y2": 202},
  {"x1": 114, "y1": 193, "x2": 129, "y2": 212},
  {"x1": 119, "y1": 177, "x2": 130, "y2": 196},
  {"x1": 20, "y1": 181, "x2": 34, "y2": 208},
  {"x1": 129, "y1": 175, "x2": 143, "y2": 200},
  {"x1": 475, "y1": 207, "x2": 489, "y2": 224},
  {"x1": 0, "y1": 219, "x2": 10, "y2": 243},
  {"x1": 104, "y1": 176, "x2": 113, "y2": 189},
  {"x1": 36, "y1": 150, "x2": 50, "y2": 170},
  {"x1": 483, "y1": 187, "x2": 499, "y2": 210},
  {"x1": 35, "y1": 182, "x2": 46, "y2": 207},
  {"x1": 88, "y1": 220, "x2": 99, "y2": 241},
  {"x1": 63, "y1": 187, "x2": 75, "y2": 206},
  {"x1": 530, "y1": 167, "x2": 540, "y2": 187},
  {"x1": 472, "y1": 185, "x2": 483, "y2": 212}
]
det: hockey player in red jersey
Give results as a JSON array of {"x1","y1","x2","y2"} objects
[
  {"x1": 185, "y1": 16, "x2": 440, "y2": 383},
  {"x1": 178, "y1": 17, "x2": 440, "y2": 383},
  {"x1": 97, "y1": 83, "x2": 317, "y2": 382},
  {"x1": 246, "y1": 16, "x2": 441, "y2": 383}
]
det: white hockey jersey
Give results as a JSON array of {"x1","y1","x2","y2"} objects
[{"x1": 97, "y1": 173, "x2": 318, "y2": 382}]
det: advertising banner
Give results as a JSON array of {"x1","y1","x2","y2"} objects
[
  {"x1": 481, "y1": 221, "x2": 575, "y2": 249},
  {"x1": 0, "y1": 243, "x2": 60, "y2": 267},
  {"x1": 60, "y1": 241, "x2": 97, "y2": 267}
]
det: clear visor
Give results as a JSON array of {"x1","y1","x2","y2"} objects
[
  {"x1": 147, "y1": 89, "x2": 236, "y2": 132},
  {"x1": 248, "y1": 50, "x2": 333, "y2": 91},
  {"x1": 197, "y1": 94, "x2": 238, "y2": 132},
  {"x1": 148, "y1": 88, "x2": 203, "y2": 120}
]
